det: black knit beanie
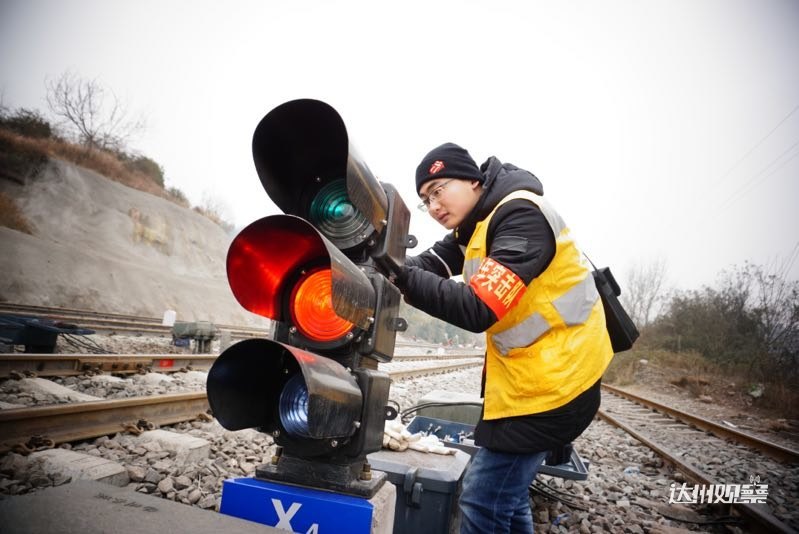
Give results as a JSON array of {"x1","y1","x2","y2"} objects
[{"x1": 415, "y1": 142, "x2": 483, "y2": 194}]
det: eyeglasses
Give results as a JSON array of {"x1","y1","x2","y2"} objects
[{"x1": 417, "y1": 179, "x2": 455, "y2": 212}]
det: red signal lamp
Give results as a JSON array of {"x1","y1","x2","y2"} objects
[{"x1": 290, "y1": 267, "x2": 355, "y2": 342}]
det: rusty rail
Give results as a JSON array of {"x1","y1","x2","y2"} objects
[
  {"x1": 597, "y1": 407, "x2": 794, "y2": 534},
  {"x1": 0, "y1": 353, "x2": 217, "y2": 378},
  {"x1": 601, "y1": 384, "x2": 799, "y2": 463},
  {"x1": 0, "y1": 302, "x2": 270, "y2": 339},
  {"x1": 388, "y1": 360, "x2": 483, "y2": 379},
  {"x1": 0, "y1": 392, "x2": 210, "y2": 454}
]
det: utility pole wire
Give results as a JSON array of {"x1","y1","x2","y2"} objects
[
  {"x1": 711, "y1": 104, "x2": 799, "y2": 189},
  {"x1": 717, "y1": 140, "x2": 799, "y2": 211}
]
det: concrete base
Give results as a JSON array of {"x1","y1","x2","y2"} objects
[
  {"x1": 18, "y1": 378, "x2": 101, "y2": 402},
  {"x1": 132, "y1": 372, "x2": 174, "y2": 385},
  {"x1": 369, "y1": 478, "x2": 396, "y2": 534},
  {"x1": 30, "y1": 449, "x2": 129, "y2": 487},
  {"x1": 91, "y1": 374, "x2": 125, "y2": 383},
  {"x1": 0, "y1": 480, "x2": 279, "y2": 533},
  {"x1": 135, "y1": 429, "x2": 210, "y2": 465},
  {"x1": 180, "y1": 370, "x2": 208, "y2": 383}
]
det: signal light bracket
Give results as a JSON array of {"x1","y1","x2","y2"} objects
[
  {"x1": 369, "y1": 183, "x2": 416, "y2": 275},
  {"x1": 357, "y1": 271, "x2": 405, "y2": 362}
]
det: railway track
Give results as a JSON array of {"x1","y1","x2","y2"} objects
[
  {"x1": 0, "y1": 392, "x2": 210, "y2": 455},
  {"x1": 0, "y1": 353, "x2": 482, "y2": 379},
  {"x1": 599, "y1": 385, "x2": 799, "y2": 533},
  {"x1": 0, "y1": 353, "x2": 217, "y2": 377},
  {"x1": 392, "y1": 352, "x2": 482, "y2": 361},
  {"x1": 0, "y1": 303, "x2": 270, "y2": 340},
  {"x1": 5, "y1": 350, "x2": 796, "y2": 532},
  {"x1": 0, "y1": 357, "x2": 482, "y2": 453}
]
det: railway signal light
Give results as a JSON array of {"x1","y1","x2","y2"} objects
[{"x1": 207, "y1": 99, "x2": 415, "y2": 496}]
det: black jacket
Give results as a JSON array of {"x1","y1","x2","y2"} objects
[{"x1": 399, "y1": 156, "x2": 601, "y2": 453}]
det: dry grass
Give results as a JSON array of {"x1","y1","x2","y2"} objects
[
  {"x1": 0, "y1": 128, "x2": 163, "y2": 197},
  {"x1": 761, "y1": 381, "x2": 799, "y2": 419},
  {"x1": 193, "y1": 206, "x2": 234, "y2": 233},
  {"x1": 0, "y1": 192, "x2": 34, "y2": 234},
  {"x1": 0, "y1": 127, "x2": 232, "y2": 230},
  {"x1": 606, "y1": 347, "x2": 799, "y2": 419}
]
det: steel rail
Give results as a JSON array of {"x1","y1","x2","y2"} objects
[
  {"x1": 0, "y1": 361, "x2": 481, "y2": 453},
  {"x1": 597, "y1": 407, "x2": 794, "y2": 534},
  {"x1": 0, "y1": 354, "x2": 484, "y2": 379},
  {"x1": 0, "y1": 392, "x2": 210, "y2": 454},
  {"x1": 388, "y1": 361, "x2": 483, "y2": 379},
  {"x1": 601, "y1": 384, "x2": 799, "y2": 463},
  {"x1": 0, "y1": 354, "x2": 217, "y2": 378},
  {"x1": 391, "y1": 353, "x2": 482, "y2": 361},
  {"x1": 0, "y1": 303, "x2": 270, "y2": 339}
]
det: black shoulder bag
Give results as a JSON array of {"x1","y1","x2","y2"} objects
[{"x1": 584, "y1": 256, "x2": 639, "y2": 353}]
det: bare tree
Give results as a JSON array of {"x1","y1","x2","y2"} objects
[
  {"x1": 622, "y1": 258, "x2": 668, "y2": 328},
  {"x1": 749, "y1": 259, "x2": 799, "y2": 367},
  {"x1": 45, "y1": 71, "x2": 145, "y2": 151}
]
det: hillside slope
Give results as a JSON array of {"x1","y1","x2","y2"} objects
[{"x1": 0, "y1": 157, "x2": 266, "y2": 326}]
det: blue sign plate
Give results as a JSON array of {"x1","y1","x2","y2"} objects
[{"x1": 220, "y1": 478, "x2": 374, "y2": 533}]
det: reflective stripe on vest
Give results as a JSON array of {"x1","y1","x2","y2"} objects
[
  {"x1": 491, "y1": 274, "x2": 599, "y2": 355},
  {"x1": 463, "y1": 257, "x2": 481, "y2": 281}
]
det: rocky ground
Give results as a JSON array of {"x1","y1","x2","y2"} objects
[{"x1": 1, "y1": 334, "x2": 795, "y2": 532}]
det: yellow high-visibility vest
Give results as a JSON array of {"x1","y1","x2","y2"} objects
[{"x1": 464, "y1": 190, "x2": 613, "y2": 418}]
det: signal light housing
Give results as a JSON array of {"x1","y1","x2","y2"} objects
[
  {"x1": 208, "y1": 98, "x2": 413, "y2": 497},
  {"x1": 207, "y1": 338, "x2": 388, "y2": 460}
]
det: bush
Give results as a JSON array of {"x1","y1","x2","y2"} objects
[
  {"x1": 166, "y1": 186, "x2": 189, "y2": 207},
  {"x1": 0, "y1": 108, "x2": 53, "y2": 139},
  {"x1": 127, "y1": 155, "x2": 164, "y2": 188},
  {"x1": 0, "y1": 128, "x2": 49, "y2": 184}
]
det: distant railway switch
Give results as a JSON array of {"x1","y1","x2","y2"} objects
[{"x1": 171, "y1": 321, "x2": 218, "y2": 353}]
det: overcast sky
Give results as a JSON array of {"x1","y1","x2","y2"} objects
[{"x1": 1, "y1": 0, "x2": 797, "y2": 291}]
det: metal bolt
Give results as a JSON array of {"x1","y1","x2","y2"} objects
[
  {"x1": 368, "y1": 316, "x2": 375, "y2": 324},
  {"x1": 330, "y1": 440, "x2": 339, "y2": 448},
  {"x1": 315, "y1": 176, "x2": 322, "y2": 183},
  {"x1": 289, "y1": 326, "x2": 297, "y2": 334},
  {"x1": 367, "y1": 239, "x2": 375, "y2": 247},
  {"x1": 272, "y1": 430, "x2": 281, "y2": 438},
  {"x1": 282, "y1": 368, "x2": 289, "y2": 374},
  {"x1": 381, "y1": 219, "x2": 388, "y2": 225},
  {"x1": 360, "y1": 462, "x2": 372, "y2": 481},
  {"x1": 345, "y1": 332, "x2": 354, "y2": 340},
  {"x1": 353, "y1": 421, "x2": 361, "y2": 429}
]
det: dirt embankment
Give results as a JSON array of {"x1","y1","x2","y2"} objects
[{"x1": 0, "y1": 157, "x2": 266, "y2": 327}]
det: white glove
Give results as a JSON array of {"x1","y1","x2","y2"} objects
[{"x1": 382, "y1": 420, "x2": 454, "y2": 455}]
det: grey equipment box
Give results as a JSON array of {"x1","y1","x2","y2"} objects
[
  {"x1": 367, "y1": 448, "x2": 470, "y2": 534},
  {"x1": 411, "y1": 390, "x2": 591, "y2": 481}
]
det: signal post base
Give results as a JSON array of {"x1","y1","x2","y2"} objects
[
  {"x1": 256, "y1": 455, "x2": 388, "y2": 498},
  {"x1": 220, "y1": 477, "x2": 396, "y2": 534}
]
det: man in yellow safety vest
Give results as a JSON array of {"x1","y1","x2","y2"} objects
[{"x1": 394, "y1": 142, "x2": 613, "y2": 534}]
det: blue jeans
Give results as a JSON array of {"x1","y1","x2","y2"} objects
[{"x1": 459, "y1": 448, "x2": 548, "y2": 534}]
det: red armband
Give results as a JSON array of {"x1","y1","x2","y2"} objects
[{"x1": 468, "y1": 257, "x2": 527, "y2": 320}]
